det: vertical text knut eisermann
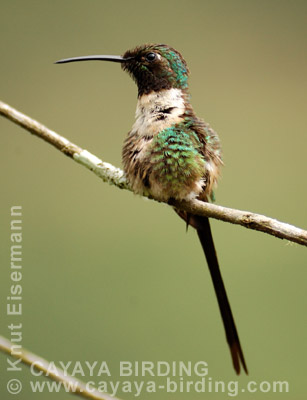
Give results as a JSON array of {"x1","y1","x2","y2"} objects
[{"x1": 7, "y1": 206, "x2": 23, "y2": 372}]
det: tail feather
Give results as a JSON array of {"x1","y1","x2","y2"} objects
[{"x1": 189, "y1": 214, "x2": 248, "y2": 375}]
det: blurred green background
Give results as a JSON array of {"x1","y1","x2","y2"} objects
[{"x1": 0, "y1": 0, "x2": 306, "y2": 399}]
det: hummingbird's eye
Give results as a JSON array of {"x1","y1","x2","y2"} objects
[{"x1": 145, "y1": 52, "x2": 156, "y2": 62}]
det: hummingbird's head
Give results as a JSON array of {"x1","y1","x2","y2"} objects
[
  {"x1": 55, "y1": 44, "x2": 190, "y2": 97},
  {"x1": 121, "y1": 44, "x2": 190, "y2": 96}
]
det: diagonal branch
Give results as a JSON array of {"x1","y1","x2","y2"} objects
[
  {"x1": 1, "y1": 100, "x2": 306, "y2": 246},
  {"x1": 0, "y1": 335, "x2": 121, "y2": 400}
]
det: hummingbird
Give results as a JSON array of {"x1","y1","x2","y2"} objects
[{"x1": 56, "y1": 44, "x2": 248, "y2": 375}]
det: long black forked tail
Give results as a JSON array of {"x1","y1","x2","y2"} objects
[{"x1": 190, "y1": 214, "x2": 248, "y2": 375}]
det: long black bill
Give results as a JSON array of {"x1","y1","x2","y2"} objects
[{"x1": 55, "y1": 55, "x2": 133, "y2": 64}]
